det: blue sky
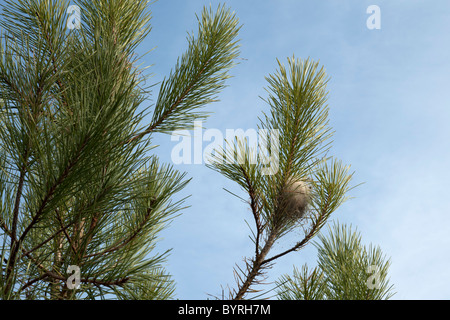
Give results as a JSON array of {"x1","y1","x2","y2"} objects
[
  {"x1": 142, "y1": 0, "x2": 450, "y2": 300},
  {"x1": 3, "y1": 0, "x2": 449, "y2": 300}
]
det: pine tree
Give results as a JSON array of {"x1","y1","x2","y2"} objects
[
  {"x1": 207, "y1": 57, "x2": 354, "y2": 300},
  {"x1": 276, "y1": 222, "x2": 395, "y2": 300},
  {"x1": 0, "y1": 0, "x2": 240, "y2": 299}
]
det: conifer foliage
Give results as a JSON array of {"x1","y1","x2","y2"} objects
[
  {"x1": 208, "y1": 57, "x2": 354, "y2": 299},
  {"x1": 0, "y1": 0, "x2": 387, "y2": 301},
  {"x1": 0, "y1": 0, "x2": 240, "y2": 299},
  {"x1": 276, "y1": 222, "x2": 395, "y2": 300}
]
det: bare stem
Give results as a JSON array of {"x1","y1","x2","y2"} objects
[{"x1": 233, "y1": 230, "x2": 277, "y2": 300}]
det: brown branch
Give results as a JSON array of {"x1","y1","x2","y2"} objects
[
  {"x1": 20, "y1": 186, "x2": 106, "y2": 260},
  {"x1": 0, "y1": 216, "x2": 11, "y2": 235},
  {"x1": 262, "y1": 196, "x2": 331, "y2": 265},
  {"x1": 5, "y1": 143, "x2": 31, "y2": 294},
  {"x1": 233, "y1": 181, "x2": 332, "y2": 299},
  {"x1": 19, "y1": 213, "x2": 75, "y2": 259},
  {"x1": 76, "y1": 152, "x2": 112, "y2": 261},
  {"x1": 10, "y1": 67, "x2": 46, "y2": 247},
  {"x1": 19, "y1": 273, "x2": 49, "y2": 292},
  {"x1": 22, "y1": 270, "x2": 130, "y2": 293},
  {"x1": 2, "y1": 226, "x2": 63, "y2": 297},
  {"x1": 16, "y1": 239, "x2": 130, "y2": 297},
  {"x1": 2, "y1": 79, "x2": 32, "y2": 247},
  {"x1": 19, "y1": 137, "x2": 87, "y2": 245},
  {"x1": 75, "y1": 214, "x2": 99, "y2": 261},
  {"x1": 238, "y1": 165, "x2": 262, "y2": 257},
  {"x1": 4, "y1": 136, "x2": 88, "y2": 298},
  {"x1": 54, "y1": 208, "x2": 78, "y2": 256},
  {"x1": 233, "y1": 230, "x2": 277, "y2": 300},
  {"x1": 84, "y1": 201, "x2": 156, "y2": 259},
  {"x1": 262, "y1": 234, "x2": 311, "y2": 266}
]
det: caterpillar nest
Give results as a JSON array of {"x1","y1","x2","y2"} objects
[{"x1": 280, "y1": 177, "x2": 312, "y2": 223}]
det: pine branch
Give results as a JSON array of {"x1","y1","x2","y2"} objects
[
  {"x1": 19, "y1": 273, "x2": 48, "y2": 293},
  {"x1": 54, "y1": 208, "x2": 78, "y2": 257},
  {"x1": 4, "y1": 135, "x2": 89, "y2": 297},
  {"x1": 19, "y1": 136, "x2": 89, "y2": 245},
  {"x1": 0, "y1": 215, "x2": 13, "y2": 244},
  {"x1": 20, "y1": 212, "x2": 79, "y2": 259},
  {"x1": 33, "y1": 8, "x2": 70, "y2": 110},
  {"x1": 84, "y1": 204, "x2": 155, "y2": 259},
  {"x1": 126, "y1": 59, "x2": 210, "y2": 144},
  {"x1": 10, "y1": 146, "x2": 28, "y2": 248},
  {"x1": 239, "y1": 165, "x2": 262, "y2": 257},
  {"x1": 233, "y1": 230, "x2": 277, "y2": 300},
  {"x1": 210, "y1": 57, "x2": 354, "y2": 300},
  {"x1": 262, "y1": 194, "x2": 331, "y2": 265},
  {"x1": 132, "y1": 4, "x2": 241, "y2": 137},
  {"x1": 21, "y1": 270, "x2": 130, "y2": 293},
  {"x1": 276, "y1": 222, "x2": 395, "y2": 300}
]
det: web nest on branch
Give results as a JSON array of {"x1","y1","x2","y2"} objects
[{"x1": 278, "y1": 177, "x2": 312, "y2": 225}]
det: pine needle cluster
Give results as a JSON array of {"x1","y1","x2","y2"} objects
[{"x1": 276, "y1": 222, "x2": 395, "y2": 300}]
